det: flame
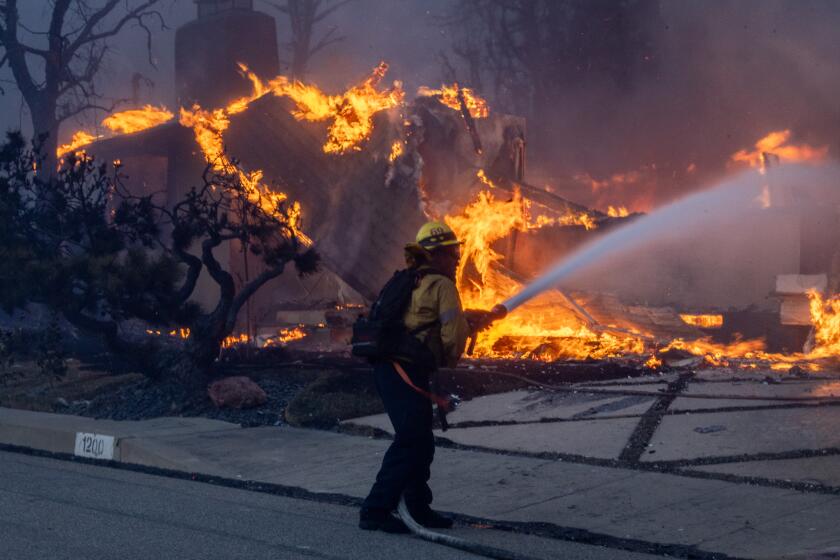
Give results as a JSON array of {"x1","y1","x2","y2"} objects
[
  {"x1": 417, "y1": 84, "x2": 489, "y2": 118},
  {"x1": 607, "y1": 205, "x2": 630, "y2": 218},
  {"x1": 221, "y1": 333, "x2": 250, "y2": 348},
  {"x1": 56, "y1": 131, "x2": 102, "y2": 158},
  {"x1": 448, "y1": 171, "x2": 840, "y2": 369},
  {"x1": 807, "y1": 290, "x2": 840, "y2": 357},
  {"x1": 651, "y1": 292, "x2": 840, "y2": 370},
  {"x1": 102, "y1": 105, "x2": 174, "y2": 135},
  {"x1": 179, "y1": 102, "x2": 304, "y2": 237},
  {"x1": 145, "y1": 328, "x2": 191, "y2": 339},
  {"x1": 680, "y1": 314, "x2": 724, "y2": 329},
  {"x1": 445, "y1": 175, "x2": 643, "y2": 360},
  {"x1": 59, "y1": 62, "x2": 401, "y2": 159},
  {"x1": 242, "y1": 61, "x2": 404, "y2": 154},
  {"x1": 264, "y1": 326, "x2": 307, "y2": 346},
  {"x1": 58, "y1": 106, "x2": 174, "y2": 157},
  {"x1": 644, "y1": 354, "x2": 662, "y2": 369},
  {"x1": 730, "y1": 130, "x2": 828, "y2": 169},
  {"x1": 389, "y1": 140, "x2": 404, "y2": 162}
]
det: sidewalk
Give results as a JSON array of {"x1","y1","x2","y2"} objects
[{"x1": 3, "y1": 369, "x2": 840, "y2": 560}]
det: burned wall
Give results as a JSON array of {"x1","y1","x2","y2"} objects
[{"x1": 224, "y1": 96, "x2": 426, "y2": 301}]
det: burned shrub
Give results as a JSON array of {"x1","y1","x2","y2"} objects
[{"x1": 0, "y1": 133, "x2": 316, "y2": 386}]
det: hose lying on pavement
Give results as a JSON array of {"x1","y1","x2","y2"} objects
[{"x1": 397, "y1": 496, "x2": 544, "y2": 560}]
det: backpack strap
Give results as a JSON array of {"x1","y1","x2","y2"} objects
[{"x1": 392, "y1": 360, "x2": 451, "y2": 411}]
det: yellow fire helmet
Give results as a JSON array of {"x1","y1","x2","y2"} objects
[{"x1": 409, "y1": 221, "x2": 463, "y2": 251}]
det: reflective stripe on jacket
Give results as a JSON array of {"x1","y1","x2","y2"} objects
[{"x1": 402, "y1": 268, "x2": 469, "y2": 368}]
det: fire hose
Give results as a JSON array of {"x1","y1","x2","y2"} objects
[{"x1": 397, "y1": 496, "x2": 543, "y2": 560}]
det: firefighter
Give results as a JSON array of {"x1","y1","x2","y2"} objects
[{"x1": 359, "y1": 221, "x2": 472, "y2": 533}]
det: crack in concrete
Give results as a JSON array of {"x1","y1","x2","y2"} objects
[{"x1": 619, "y1": 372, "x2": 694, "y2": 462}]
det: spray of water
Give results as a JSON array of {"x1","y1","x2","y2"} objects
[{"x1": 501, "y1": 164, "x2": 838, "y2": 313}]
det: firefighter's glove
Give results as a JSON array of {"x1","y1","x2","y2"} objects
[
  {"x1": 438, "y1": 394, "x2": 461, "y2": 414},
  {"x1": 464, "y1": 309, "x2": 494, "y2": 333}
]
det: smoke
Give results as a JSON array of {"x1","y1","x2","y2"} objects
[
  {"x1": 528, "y1": 0, "x2": 840, "y2": 212},
  {"x1": 556, "y1": 164, "x2": 840, "y2": 310},
  {"x1": 3, "y1": 0, "x2": 839, "y2": 217}
]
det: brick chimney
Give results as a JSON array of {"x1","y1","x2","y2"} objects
[{"x1": 175, "y1": 0, "x2": 279, "y2": 109}]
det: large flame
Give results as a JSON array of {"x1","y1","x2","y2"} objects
[
  {"x1": 242, "y1": 61, "x2": 404, "y2": 154},
  {"x1": 447, "y1": 171, "x2": 840, "y2": 370},
  {"x1": 445, "y1": 172, "x2": 644, "y2": 360},
  {"x1": 730, "y1": 130, "x2": 828, "y2": 169},
  {"x1": 58, "y1": 63, "x2": 402, "y2": 158}
]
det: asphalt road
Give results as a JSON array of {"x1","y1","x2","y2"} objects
[{"x1": 0, "y1": 450, "x2": 663, "y2": 560}]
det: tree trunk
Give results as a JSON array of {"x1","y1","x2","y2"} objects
[{"x1": 30, "y1": 103, "x2": 59, "y2": 171}]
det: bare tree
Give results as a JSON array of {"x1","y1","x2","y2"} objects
[
  {"x1": 266, "y1": 0, "x2": 352, "y2": 79},
  {"x1": 0, "y1": 1, "x2": 167, "y2": 162}
]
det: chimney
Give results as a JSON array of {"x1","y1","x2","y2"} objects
[{"x1": 175, "y1": 0, "x2": 279, "y2": 109}]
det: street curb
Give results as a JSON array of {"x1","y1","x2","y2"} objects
[
  {"x1": 0, "y1": 441, "x2": 742, "y2": 560},
  {"x1": 0, "y1": 407, "x2": 239, "y2": 463}
]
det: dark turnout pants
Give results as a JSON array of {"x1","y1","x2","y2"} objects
[{"x1": 362, "y1": 360, "x2": 435, "y2": 514}]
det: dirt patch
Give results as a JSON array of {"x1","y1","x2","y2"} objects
[
  {"x1": 66, "y1": 368, "x2": 316, "y2": 427},
  {"x1": 1, "y1": 350, "x2": 653, "y2": 429},
  {"x1": 0, "y1": 359, "x2": 144, "y2": 412},
  {"x1": 285, "y1": 369, "x2": 383, "y2": 428}
]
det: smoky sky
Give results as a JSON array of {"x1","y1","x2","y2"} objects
[{"x1": 2, "y1": 0, "x2": 840, "y2": 211}]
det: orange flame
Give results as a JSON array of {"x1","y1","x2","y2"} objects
[
  {"x1": 102, "y1": 105, "x2": 174, "y2": 135},
  {"x1": 607, "y1": 205, "x2": 630, "y2": 218},
  {"x1": 242, "y1": 61, "x2": 404, "y2": 154},
  {"x1": 221, "y1": 333, "x2": 250, "y2": 348},
  {"x1": 264, "y1": 326, "x2": 307, "y2": 346},
  {"x1": 445, "y1": 174, "x2": 642, "y2": 360},
  {"x1": 56, "y1": 131, "x2": 102, "y2": 158},
  {"x1": 145, "y1": 328, "x2": 191, "y2": 339},
  {"x1": 58, "y1": 106, "x2": 174, "y2": 157},
  {"x1": 680, "y1": 314, "x2": 724, "y2": 329},
  {"x1": 388, "y1": 140, "x2": 404, "y2": 162},
  {"x1": 417, "y1": 84, "x2": 489, "y2": 118},
  {"x1": 178, "y1": 101, "x2": 305, "y2": 237},
  {"x1": 730, "y1": 130, "x2": 828, "y2": 169}
]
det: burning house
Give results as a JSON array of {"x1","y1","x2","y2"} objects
[{"x1": 61, "y1": 1, "x2": 840, "y2": 371}]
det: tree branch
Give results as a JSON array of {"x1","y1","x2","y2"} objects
[
  {"x1": 225, "y1": 262, "x2": 286, "y2": 333},
  {"x1": 200, "y1": 235, "x2": 235, "y2": 317},
  {"x1": 313, "y1": 0, "x2": 353, "y2": 23},
  {"x1": 1, "y1": 0, "x2": 40, "y2": 102},
  {"x1": 309, "y1": 26, "x2": 343, "y2": 56},
  {"x1": 172, "y1": 246, "x2": 203, "y2": 306}
]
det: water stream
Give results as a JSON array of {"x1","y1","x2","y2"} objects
[{"x1": 501, "y1": 164, "x2": 838, "y2": 312}]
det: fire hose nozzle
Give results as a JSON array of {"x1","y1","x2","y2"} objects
[
  {"x1": 465, "y1": 304, "x2": 509, "y2": 355},
  {"x1": 489, "y1": 304, "x2": 508, "y2": 321}
]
